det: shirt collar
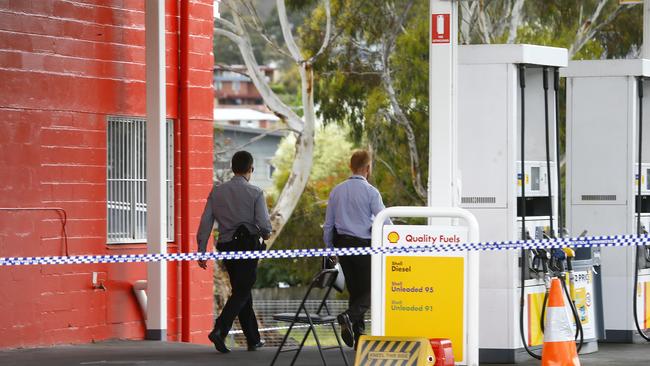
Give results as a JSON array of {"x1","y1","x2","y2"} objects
[
  {"x1": 232, "y1": 175, "x2": 249, "y2": 183},
  {"x1": 349, "y1": 174, "x2": 367, "y2": 181}
]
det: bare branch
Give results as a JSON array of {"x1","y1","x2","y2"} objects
[
  {"x1": 383, "y1": 0, "x2": 415, "y2": 53},
  {"x1": 224, "y1": 11, "x2": 304, "y2": 132},
  {"x1": 491, "y1": 0, "x2": 512, "y2": 39},
  {"x1": 276, "y1": 0, "x2": 304, "y2": 62},
  {"x1": 214, "y1": 64, "x2": 250, "y2": 78},
  {"x1": 570, "y1": 0, "x2": 608, "y2": 56},
  {"x1": 235, "y1": 0, "x2": 294, "y2": 60},
  {"x1": 321, "y1": 70, "x2": 382, "y2": 77},
  {"x1": 476, "y1": 2, "x2": 493, "y2": 43},
  {"x1": 306, "y1": 0, "x2": 332, "y2": 64},
  {"x1": 215, "y1": 127, "x2": 291, "y2": 155},
  {"x1": 215, "y1": 16, "x2": 239, "y2": 34},
  {"x1": 507, "y1": 0, "x2": 524, "y2": 43},
  {"x1": 214, "y1": 27, "x2": 243, "y2": 45},
  {"x1": 459, "y1": 1, "x2": 479, "y2": 44},
  {"x1": 570, "y1": 3, "x2": 630, "y2": 57}
]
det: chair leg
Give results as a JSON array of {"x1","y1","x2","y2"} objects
[
  {"x1": 330, "y1": 322, "x2": 350, "y2": 366},
  {"x1": 289, "y1": 326, "x2": 313, "y2": 366},
  {"x1": 270, "y1": 321, "x2": 297, "y2": 366},
  {"x1": 310, "y1": 324, "x2": 328, "y2": 366}
]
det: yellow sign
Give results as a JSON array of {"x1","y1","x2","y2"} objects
[
  {"x1": 527, "y1": 291, "x2": 546, "y2": 347},
  {"x1": 354, "y1": 336, "x2": 436, "y2": 366},
  {"x1": 385, "y1": 256, "x2": 464, "y2": 362},
  {"x1": 645, "y1": 282, "x2": 650, "y2": 329}
]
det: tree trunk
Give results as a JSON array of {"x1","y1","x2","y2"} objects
[{"x1": 266, "y1": 65, "x2": 316, "y2": 247}]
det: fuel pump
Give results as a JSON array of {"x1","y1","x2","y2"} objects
[
  {"x1": 516, "y1": 65, "x2": 583, "y2": 360},
  {"x1": 458, "y1": 44, "x2": 568, "y2": 363},
  {"x1": 564, "y1": 59, "x2": 650, "y2": 344}
]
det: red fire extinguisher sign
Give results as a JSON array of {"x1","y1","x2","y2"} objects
[{"x1": 431, "y1": 13, "x2": 450, "y2": 44}]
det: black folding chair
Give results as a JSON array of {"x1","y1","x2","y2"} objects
[{"x1": 269, "y1": 268, "x2": 350, "y2": 366}]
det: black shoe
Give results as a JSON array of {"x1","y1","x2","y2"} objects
[
  {"x1": 208, "y1": 329, "x2": 231, "y2": 353},
  {"x1": 337, "y1": 313, "x2": 354, "y2": 348},
  {"x1": 247, "y1": 339, "x2": 265, "y2": 351},
  {"x1": 353, "y1": 332, "x2": 363, "y2": 351}
]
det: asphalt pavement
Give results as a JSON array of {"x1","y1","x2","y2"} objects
[{"x1": 0, "y1": 340, "x2": 649, "y2": 365}]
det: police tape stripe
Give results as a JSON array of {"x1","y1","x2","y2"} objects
[{"x1": 0, "y1": 234, "x2": 649, "y2": 266}]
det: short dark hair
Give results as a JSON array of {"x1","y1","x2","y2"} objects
[{"x1": 232, "y1": 151, "x2": 254, "y2": 174}]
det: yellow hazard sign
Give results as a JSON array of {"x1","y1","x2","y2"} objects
[{"x1": 354, "y1": 336, "x2": 436, "y2": 366}]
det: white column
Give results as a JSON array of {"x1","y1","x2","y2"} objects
[
  {"x1": 145, "y1": 0, "x2": 167, "y2": 341},
  {"x1": 428, "y1": 1, "x2": 459, "y2": 217},
  {"x1": 645, "y1": 0, "x2": 650, "y2": 59}
]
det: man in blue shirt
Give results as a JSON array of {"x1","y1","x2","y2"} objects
[
  {"x1": 197, "y1": 151, "x2": 272, "y2": 353},
  {"x1": 323, "y1": 150, "x2": 392, "y2": 348}
]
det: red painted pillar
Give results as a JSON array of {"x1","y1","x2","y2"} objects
[{"x1": 179, "y1": 0, "x2": 191, "y2": 343}]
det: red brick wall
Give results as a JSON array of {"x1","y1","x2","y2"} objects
[{"x1": 0, "y1": 0, "x2": 215, "y2": 348}]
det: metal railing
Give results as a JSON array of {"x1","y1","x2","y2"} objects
[{"x1": 226, "y1": 299, "x2": 370, "y2": 347}]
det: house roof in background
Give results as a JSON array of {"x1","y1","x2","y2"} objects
[
  {"x1": 214, "y1": 108, "x2": 280, "y2": 122},
  {"x1": 214, "y1": 122, "x2": 289, "y2": 137}
]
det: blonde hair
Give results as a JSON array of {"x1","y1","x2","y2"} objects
[{"x1": 350, "y1": 149, "x2": 372, "y2": 172}]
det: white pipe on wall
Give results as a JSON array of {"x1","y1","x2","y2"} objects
[{"x1": 133, "y1": 280, "x2": 148, "y2": 320}]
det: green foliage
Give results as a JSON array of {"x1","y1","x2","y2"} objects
[
  {"x1": 517, "y1": 1, "x2": 641, "y2": 59},
  {"x1": 309, "y1": 0, "x2": 429, "y2": 207}
]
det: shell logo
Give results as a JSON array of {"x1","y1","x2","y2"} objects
[{"x1": 387, "y1": 231, "x2": 400, "y2": 244}]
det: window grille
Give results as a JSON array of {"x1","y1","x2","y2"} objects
[{"x1": 107, "y1": 116, "x2": 174, "y2": 243}]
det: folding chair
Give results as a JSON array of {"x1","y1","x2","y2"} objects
[{"x1": 269, "y1": 268, "x2": 350, "y2": 366}]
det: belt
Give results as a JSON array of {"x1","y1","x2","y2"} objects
[{"x1": 335, "y1": 233, "x2": 371, "y2": 246}]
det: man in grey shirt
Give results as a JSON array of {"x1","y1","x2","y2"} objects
[
  {"x1": 323, "y1": 149, "x2": 391, "y2": 349},
  {"x1": 197, "y1": 151, "x2": 272, "y2": 353}
]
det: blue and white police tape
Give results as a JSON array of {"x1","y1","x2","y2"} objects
[{"x1": 1, "y1": 234, "x2": 649, "y2": 266}]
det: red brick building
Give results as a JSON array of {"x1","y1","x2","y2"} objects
[{"x1": 0, "y1": 1, "x2": 215, "y2": 348}]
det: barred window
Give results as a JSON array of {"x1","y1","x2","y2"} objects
[{"x1": 107, "y1": 116, "x2": 174, "y2": 243}]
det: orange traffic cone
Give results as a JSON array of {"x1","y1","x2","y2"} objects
[{"x1": 541, "y1": 278, "x2": 581, "y2": 366}]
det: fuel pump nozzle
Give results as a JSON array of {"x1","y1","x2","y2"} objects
[
  {"x1": 560, "y1": 247, "x2": 584, "y2": 348},
  {"x1": 549, "y1": 248, "x2": 566, "y2": 274},
  {"x1": 530, "y1": 248, "x2": 550, "y2": 276},
  {"x1": 563, "y1": 247, "x2": 576, "y2": 300},
  {"x1": 563, "y1": 248, "x2": 575, "y2": 269},
  {"x1": 638, "y1": 227, "x2": 650, "y2": 263}
]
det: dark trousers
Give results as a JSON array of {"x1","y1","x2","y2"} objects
[
  {"x1": 333, "y1": 234, "x2": 371, "y2": 337},
  {"x1": 213, "y1": 242, "x2": 260, "y2": 345}
]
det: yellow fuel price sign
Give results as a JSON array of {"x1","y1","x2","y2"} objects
[
  {"x1": 380, "y1": 225, "x2": 468, "y2": 363},
  {"x1": 385, "y1": 256, "x2": 465, "y2": 361}
]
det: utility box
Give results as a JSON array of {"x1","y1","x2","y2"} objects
[
  {"x1": 564, "y1": 59, "x2": 650, "y2": 343},
  {"x1": 458, "y1": 44, "x2": 570, "y2": 363}
]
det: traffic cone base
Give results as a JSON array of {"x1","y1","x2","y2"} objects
[{"x1": 541, "y1": 278, "x2": 581, "y2": 366}]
